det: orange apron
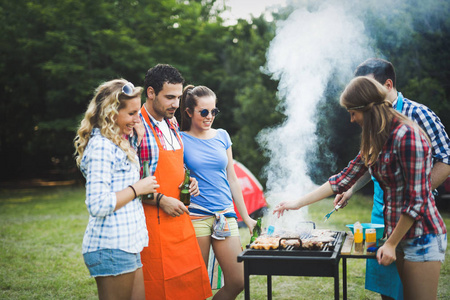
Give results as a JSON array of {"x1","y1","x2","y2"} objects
[{"x1": 140, "y1": 109, "x2": 212, "y2": 300}]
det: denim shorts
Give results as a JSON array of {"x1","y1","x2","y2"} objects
[
  {"x1": 193, "y1": 216, "x2": 239, "y2": 237},
  {"x1": 397, "y1": 233, "x2": 447, "y2": 263},
  {"x1": 83, "y1": 249, "x2": 142, "y2": 277}
]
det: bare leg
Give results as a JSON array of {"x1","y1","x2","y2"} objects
[
  {"x1": 130, "y1": 268, "x2": 145, "y2": 300},
  {"x1": 95, "y1": 268, "x2": 144, "y2": 300},
  {"x1": 395, "y1": 251, "x2": 405, "y2": 283},
  {"x1": 211, "y1": 236, "x2": 244, "y2": 300},
  {"x1": 396, "y1": 251, "x2": 441, "y2": 300},
  {"x1": 401, "y1": 261, "x2": 441, "y2": 300},
  {"x1": 197, "y1": 235, "x2": 213, "y2": 267}
]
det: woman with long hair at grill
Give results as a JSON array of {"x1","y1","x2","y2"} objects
[{"x1": 274, "y1": 76, "x2": 447, "y2": 300}]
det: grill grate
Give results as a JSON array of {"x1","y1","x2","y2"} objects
[
  {"x1": 248, "y1": 229, "x2": 341, "y2": 252},
  {"x1": 245, "y1": 231, "x2": 344, "y2": 254},
  {"x1": 238, "y1": 231, "x2": 346, "y2": 300}
]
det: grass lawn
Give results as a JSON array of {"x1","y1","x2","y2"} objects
[{"x1": 1, "y1": 186, "x2": 449, "y2": 299}]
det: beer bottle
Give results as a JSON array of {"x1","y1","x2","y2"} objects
[
  {"x1": 180, "y1": 168, "x2": 190, "y2": 206},
  {"x1": 250, "y1": 217, "x2": 262, "y2": 243},
  {"x1": 141, "y1": 161, "x2": 154, "y2": 200}
]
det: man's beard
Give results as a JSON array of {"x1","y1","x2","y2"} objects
[{"x1": 153, "y1": 99, "x2": 175, "y2": 120}]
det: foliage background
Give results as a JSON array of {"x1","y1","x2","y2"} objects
[{"x1": 1, "y1": 0, "x2": 449, "y2": 190}]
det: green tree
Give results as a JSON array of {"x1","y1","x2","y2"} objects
[
  {"x1": 219, "y1": 17, "x2": 284, "y2": 183},
  {"x1": 1, "y1": 0, "x2": 153, "y2": 180},
  {"x1": 2, "y1": 0, "x2": 448, "y2": 190}
]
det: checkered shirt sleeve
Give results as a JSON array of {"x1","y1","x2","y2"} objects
[
  {"x1": 329, "y1": 154, "x2": 368, "y2": 194},
  {"x1": 399, "y1": 97, "x2": 450, "y2": 165}
]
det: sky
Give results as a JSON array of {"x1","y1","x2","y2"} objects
[{"x1": 220, "y1": 0, "x2": 287, "y2": 25}]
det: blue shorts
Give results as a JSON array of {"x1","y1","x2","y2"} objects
[
  {"x1": 397, "y1": 233, "x2": 447, "y2": 263},
  {"x1": 83, "y1": 249, "x2": 142, "y2": 277}
]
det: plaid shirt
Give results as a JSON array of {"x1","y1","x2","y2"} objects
[
  {"x1": 80, "y1": 128, "x2": 148, "y2": 254},
  {"x1": 393, "y1": 92, "x2": 450, "y2": 165},
  {"x1": 329, "y1": 118, "x2": 447, "y2": 239},
  {"x1": 134, "y1": 107, "x2": 183, "y2": 176}
]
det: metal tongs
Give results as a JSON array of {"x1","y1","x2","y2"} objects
[{"x1": 322, "y1": 205, "x2": 341, "y2": 222}]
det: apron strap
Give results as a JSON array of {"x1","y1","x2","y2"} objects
[
  {"x1": 395, "y1": 92, "x2": 404, "y2": 113},
  {"x1": 140, "y1": 106, "x2": 183, "y2": 150}
]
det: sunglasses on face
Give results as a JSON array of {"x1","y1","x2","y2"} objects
[
  {"x1": 197, "y1": 108, "x2": 220, "y2": 117},
  {"x1": 121, "y1": 82, "x2": 135, "y2": 95}
]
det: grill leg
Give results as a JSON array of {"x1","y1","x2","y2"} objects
[
  {"x1": 267, "y1": 275, "x2": 272, "y2": 300},
  {"x1": 343, "y1": 257, "x2": 347, "y2": 300},
  {"x1": 335, "y1": 263, "x2": 340, "y2": 300},
  {"x1": 244, "y1": 262, "x2": 250, "y2": 300}
]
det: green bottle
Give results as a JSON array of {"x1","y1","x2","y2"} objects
[
  {"x1": 250, "y1": 217, "x2": 262, "y2": 243},
  {"x1": 180, "y1": 169, "x2": 191, "y2": 206},
  {"x1": 141, "y1": 161, "x2": 154, "y2": 200}
]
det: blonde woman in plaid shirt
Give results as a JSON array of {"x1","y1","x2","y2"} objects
[
  {"x1": 274, "y1": 77, "x2": 446, "y2": 300},
  {"x1": 74, "y1": 79, "x2": 159, "y2": 300}
]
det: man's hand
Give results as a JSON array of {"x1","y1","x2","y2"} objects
[
  {"x1": 159, "y1": 195, "x2": 189, "y2": 217},
  {"x1": 134, "y1": 122, "x2": 145, "y2": 146}
]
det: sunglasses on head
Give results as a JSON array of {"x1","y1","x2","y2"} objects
[
  {"x1": 197, "y1": 108, "x2": 220, "y2": 117},
  {"x1": 121, "y1": 82, "x2": 135, "y2": 96}
]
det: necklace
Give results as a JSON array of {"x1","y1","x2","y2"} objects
[
  {"x1": 155, "y1": 122, "x2": 176, "y2": 151},
  {"x1": 143, "y1": 105, "x2": 177, "y2": 151}
]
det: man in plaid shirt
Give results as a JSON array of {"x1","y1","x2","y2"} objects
[
  {"x1": 335, "y1": 58, "x2": 450, "y2": 202},
  {"x1": 333, "y1": 58, "x2": 450, "y2": 300},
  {"x1": 273, "y1": 76, "x2": 447, "y2": 300}
]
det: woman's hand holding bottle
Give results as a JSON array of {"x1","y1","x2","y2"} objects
[
  {"x1": 245, "y1": 217, "x2": 258, "y2": 235},
  {"x1": 134, "y1": 176, "x2": 159, "y2": 196}
]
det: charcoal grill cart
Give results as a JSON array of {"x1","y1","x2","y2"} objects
[{"x1": 237, "y1": 231, "x2": 345, "y2": 300}]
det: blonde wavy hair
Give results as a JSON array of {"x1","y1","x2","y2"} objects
[
  {"x1": 340, "y1": 76, "x2": 412, "y2": 166},
  {"x1": 74, "y1": 79, "x2": 143, "y2": 167}
]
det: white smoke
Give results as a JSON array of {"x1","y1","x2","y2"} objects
[{"x1": 259, "y1": 0, "x2": 374, "y2": 230}]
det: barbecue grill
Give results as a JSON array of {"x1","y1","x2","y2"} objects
[{"x1": 237, "y1": 230, "x2": 345, "y2": 300}]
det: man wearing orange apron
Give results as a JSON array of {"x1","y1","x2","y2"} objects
[{"x1": 136, "y1": 64, "x2": 212, "y2": 299}]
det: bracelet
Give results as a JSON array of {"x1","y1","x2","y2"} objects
[
  {"x1": 156, "y1": 193, "x2": 164, "y2": 224},
  {"x1": 156, "y1": 193, "x2": 164, "y2": 206},
  {"x1": 128, "y1": 185, "x2": 137, "y2": 199}
]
